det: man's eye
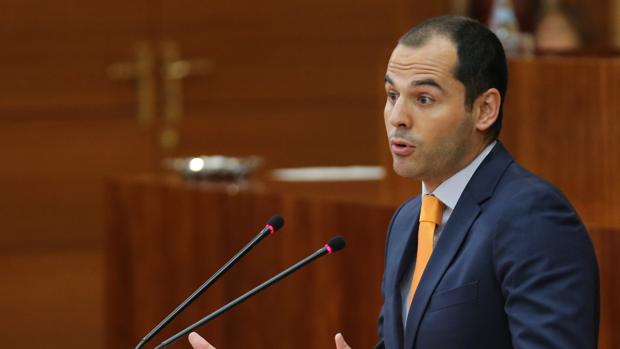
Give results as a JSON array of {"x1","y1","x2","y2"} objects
[
  {"x1": 418, "y1": 95, "x2": 433, "y2": 105},
  {"x1": 387, "y1": 92, "x2": 398, "y2": 102}
]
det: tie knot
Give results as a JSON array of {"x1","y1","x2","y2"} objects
[{"x1": 420, "y1": 195, "x2": 443, "y2": 225}]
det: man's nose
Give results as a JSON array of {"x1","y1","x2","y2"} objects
[{"x1": 389, "y1": 99, "x2": 411, "y2": 129}]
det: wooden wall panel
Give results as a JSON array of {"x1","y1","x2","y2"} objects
[
  {"x1": 156, "y1": 0, "x2": 452, "y2": 163},
  {"x1": 501, "y1": 57, "x2": 620, "y2": 228},
  {"x1": 605, "y1": 59, "x2": 620, "y2": 226},
  {"x1": 0, "y1": 2, "x2": 157, "y2": 348},
  {"x1": 0, "y1": 0, "x2": 153, "y2": 118},
  {"x1": 0, "y1": 249, "x2": 102, "y2": 348},
  {"x1": 0, "y1": 118, "x2": 155, "y2": 249},
  {"x1": 590, "y1": 227, "x2": 620, "y2": 349},
  {"x1": 0, "y1": 0, "x2": 157, "y2": 248},
  {"x1": 175, "y1": 105, "x2": 381, "y2": 168}
]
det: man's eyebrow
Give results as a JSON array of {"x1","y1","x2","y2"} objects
[
  {"x1": 384, "y1": 75, "x2": 445, "y2": 92},
  {"x1": 411, "y1": 78, "x2": 444, "y2": 92}
]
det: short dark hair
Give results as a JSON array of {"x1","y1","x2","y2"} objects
[{"x1": 398, "y1": 16, "x2": 508, "y2": 140}]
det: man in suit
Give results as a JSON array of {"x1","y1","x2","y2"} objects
[{"x1": 188, "y1": 15, "x2": 599, "y2": 349}]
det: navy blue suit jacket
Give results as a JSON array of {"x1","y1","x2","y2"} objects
[{"x1": 377, "y1": 143, "x2": 599, "y2": 349}]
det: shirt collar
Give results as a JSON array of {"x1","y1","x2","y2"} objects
[{"x1": 422, "y1": 141, "x2": 497, "y2": 211}]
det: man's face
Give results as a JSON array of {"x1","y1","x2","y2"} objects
[{"x1": 384, "y1": 36, "x2": 478, "y2": 187}]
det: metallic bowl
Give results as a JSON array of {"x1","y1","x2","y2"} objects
[{"x1": 163, "y1": 155, "x2": 262, "y2": 182}]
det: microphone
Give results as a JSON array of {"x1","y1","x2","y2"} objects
[
  {"x1": 135, "y1": 215, "x2": 285, "y2": 349},
  {"x1": 155, "y1": 236, "x2": 347, "y2": 349}
]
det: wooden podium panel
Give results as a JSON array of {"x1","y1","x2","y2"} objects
[
  {"x1": 104, "y1": 176, "x2": 394, "y2": 348},
  {"x1": 105, "y1": 175, "x2": 620, "y2": 349}
]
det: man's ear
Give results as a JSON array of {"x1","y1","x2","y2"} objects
[{"x1": 473, "y1": 88, "x2": 501, "y2": 132}]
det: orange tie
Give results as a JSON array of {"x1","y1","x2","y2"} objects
[{"x1": 407, "y1": 195, "x2": 443, "y2": 306}]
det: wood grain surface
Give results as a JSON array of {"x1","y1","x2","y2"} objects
[{"x1": 104, "y1": 175, "x2": 620, "y2": 349}]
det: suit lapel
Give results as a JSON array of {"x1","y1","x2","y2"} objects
[
  {"x1": 403, "y1": 193, "x2": 480, "y2": 348},
  {"x1": 385, "y1": 198, "x2": 420, "y2": 349}
]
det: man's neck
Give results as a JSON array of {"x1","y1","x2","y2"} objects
[{"x1": 422, "y1": 140, "x2": 494, "y2": 193}]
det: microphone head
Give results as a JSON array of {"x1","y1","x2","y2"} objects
[
  {"x1": 326, "y1": 236, "x2": 346, "y2": 253},
  {"x1": 266, "y1": 215, "x2": 285, "y2": 232}
]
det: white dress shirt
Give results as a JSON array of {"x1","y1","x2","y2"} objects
[{"x1": 400, "y1": 141, "x2": 497, "y2": 326}]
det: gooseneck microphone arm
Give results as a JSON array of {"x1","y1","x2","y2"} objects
[
  {"x1": 154, "y1": 236, "x2": 346, "y2": 349},
  {"x1": 134, "y1": 215, "x2": 284, "y2": 349}
]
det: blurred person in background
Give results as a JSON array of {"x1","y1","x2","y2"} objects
[{"x1": 534, "y1": 2, "x2": 594, "y2": 52}]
